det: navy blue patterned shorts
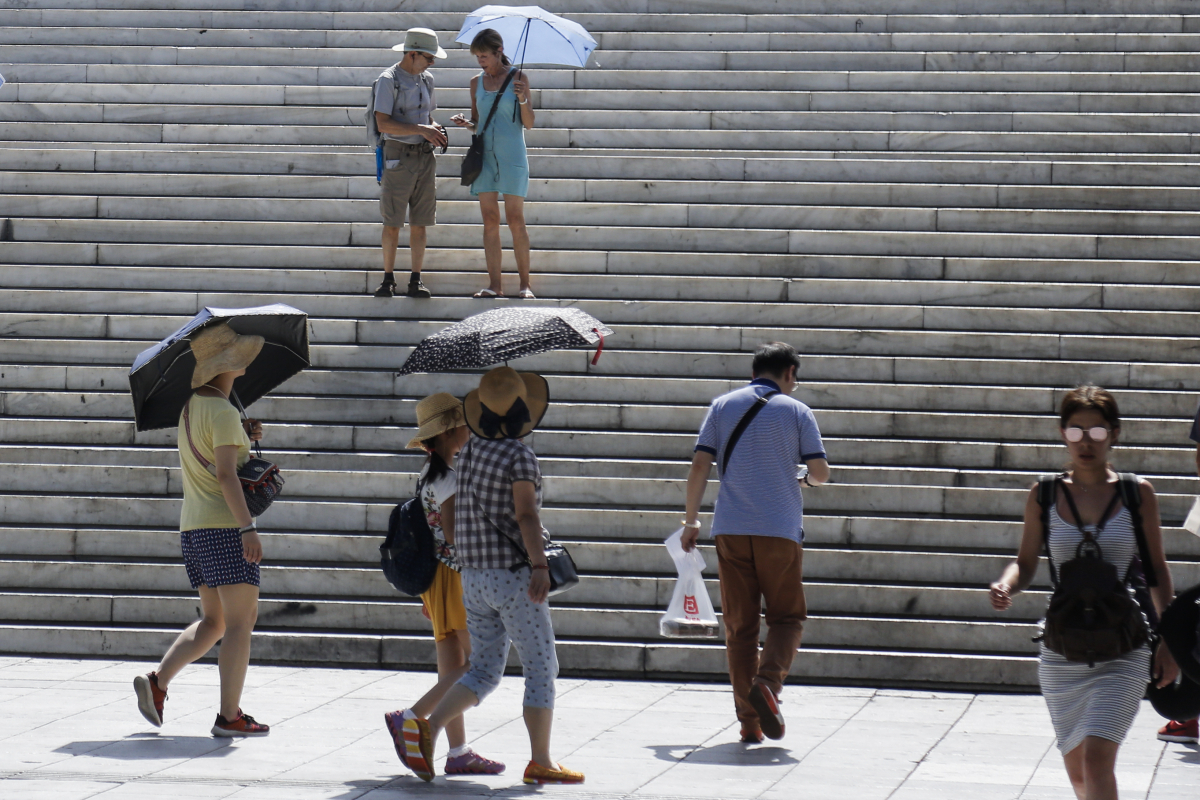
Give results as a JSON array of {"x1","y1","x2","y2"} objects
[{"x1": 180, "y1": 527, "x2": 260, "y2": 589}]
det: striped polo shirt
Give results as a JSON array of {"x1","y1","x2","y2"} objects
[{"x1": 695, "y1": 378, "x2": 826, "y2": 542}]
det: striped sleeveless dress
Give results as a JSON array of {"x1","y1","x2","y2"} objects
[{"x1": 1038, "y1": 501, "x2": 1151, "y2": 755}]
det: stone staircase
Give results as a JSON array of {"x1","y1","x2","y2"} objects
[{"x1": 1, "y1": 0, "x2": 1199, "y2": 690}]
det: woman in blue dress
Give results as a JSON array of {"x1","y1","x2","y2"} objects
[{"x1": 451, "y1": 29, "x2": 537, "y2": 299}]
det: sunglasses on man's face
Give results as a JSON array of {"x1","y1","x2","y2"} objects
[{"x1": 1063, "y1": 426, "x2": 1111, "y2": 443}]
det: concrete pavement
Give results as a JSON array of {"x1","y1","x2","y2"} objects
[{"x1": 0, "y1": 657, "x2": 1196, "y2": 799}]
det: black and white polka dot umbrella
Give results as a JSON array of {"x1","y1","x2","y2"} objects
[{"x1": 397, "y1": 307, "x2": 613, "y2": 375}]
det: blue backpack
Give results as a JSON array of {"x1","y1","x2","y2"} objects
[{"x1": 380, "y1": 480, "x2": 438, "y2": 596}]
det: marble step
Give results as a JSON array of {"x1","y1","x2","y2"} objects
[
  {"x1": 0, "y1": 622, "x2": 1039, "y2": 688},
  {"x1": 16, "y1": 217, "x2": 1200, "y2": 259},
  {"x1": 5, "y1": 0, "x2": 1195, "y2": 16},
  {"x1": 5, "y1": 10, "x2": 1200, "y2": 35},
  {"x1": 24, "y1": 82, "x2": 1200, "y2": 116},
  {"x1": 17, "y1": 193, "x2": 1200, "y2": 237},
  {"x1": 13, "y1": 63, "x2": 1200, "y2": 94},
  {"x1": 24, "y1": 147, "x2": 1200, "y2": 189},
  {"x1": 17, "y1": 178, "x2": 1200, "y2": 217},
  {"x1": 6, "y1": 121, "x2": 1198, "y2": 155}
]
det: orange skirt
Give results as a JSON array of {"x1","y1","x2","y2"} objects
[{"x1": 420, "y1": 561, "x2": 467, "y2": 642}]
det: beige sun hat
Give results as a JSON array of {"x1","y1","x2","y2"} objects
[
  {"x1": 393, "y1": 27, "x2": 448, "y2": 59},
  {"x1": 190, "y1": 322, "x2": 265, "y2": 389},
  {"x1": 406, "y1": 392, "x2": 467, "y2": 450},
  {"x1": 463, "y1": 367, "x2": 549, "y2": 441}
]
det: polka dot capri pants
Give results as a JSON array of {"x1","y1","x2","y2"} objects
[{"x1": 457, "y1": 566, "x2": 558, "y2": 709}]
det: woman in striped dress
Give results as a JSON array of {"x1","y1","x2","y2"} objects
[{"x1": 989, "y1": 385, "x2": 1178, "y2": 800}]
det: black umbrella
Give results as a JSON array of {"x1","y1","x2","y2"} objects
[
  {"x1": 397, "y1": 307, "x2": 612, "y2": 376},
  {"x1": 129, "y1": 304, "x2": 310, "y2": 431}
]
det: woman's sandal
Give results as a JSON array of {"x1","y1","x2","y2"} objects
[
  {"x1": 517, "y1": 288, "x2": 536, "y2": 299},
  {"x1": 473, "y1": 288, "x2": 505, "y2": 298}
]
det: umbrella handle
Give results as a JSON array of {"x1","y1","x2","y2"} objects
[{"x1": 591, "y1": 328, "x2": 605, "y2": 365}]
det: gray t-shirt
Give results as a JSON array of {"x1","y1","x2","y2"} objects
[{"x1": 373, "y1": 64, "x2": 436, "y2": 145}]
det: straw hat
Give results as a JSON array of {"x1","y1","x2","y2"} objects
[
  {"x1": 190, "y1": 322, "x2": 265, "y2": 389},
  {"x1": 393, "y1": 27, "x2": 448, "y2": 59},
  {"x1": 463, "y1": 367, "x2": 548, "y2": 440},
  {"x1": 406, "y1": 393, "x2": 466, "y2": 450}
]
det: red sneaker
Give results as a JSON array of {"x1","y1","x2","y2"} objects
[
  {"x1": 1157, "y1": 719, "x2": 1199, "y2": 743},
  {"x1": 740, "y1": 725, "x2": 764, "y2": 744},
  {"x1": 133, "y1": 672, "x2": 166, "y2": 727},
  {"x1": 212, "y1": 710, "x2": 270, "y2": 738},
  {"x1": 749, "y1": 682, "x2": 785, "y2": 740}
]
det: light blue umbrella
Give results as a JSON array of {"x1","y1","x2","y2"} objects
[{"x1": 455, "y1": 5, "x2": 597, "y2": 68}]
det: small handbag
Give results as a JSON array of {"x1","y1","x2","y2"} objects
[
  {"x1": 183, "y1": 395, "x2": 284, "y2": 518},
  {"x1": 460, "y1": 68, "x2": 517, "y2": 186}
]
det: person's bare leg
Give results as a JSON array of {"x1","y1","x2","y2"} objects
[
  {"x1": 412, "y1": 630, "x2": 471, "y2": 748},
  {"x1": 524, "y1": 705, "x2": 553, "y2": 768},
  {"x1": 478, "y1": 193, "x2": 503, "y2": 293},
  {"x1": 381, "y1": 225, "x2": 400, "y2": 278},
  {"x1": 504, "y1": 195, "x2": 531, "y2": 293},
  {"x1": 1062, "y1": 746, "x2": 1087, "y2": 800},
  {"x1": 1078, "y1": 736, "x2": 1119, "y2": 800},
  {"x1": 214, "y1": 582, "x2": 259, "y2": 719},
  {"x1": 409, "y1": 224, "x2": 426, "y2": 275},
  {"x1": 426, "y1": 683, "x2": 480, "y2": 753},
  {"x1": 156, "y1": 585, "x2": 225, "y2": 689}
]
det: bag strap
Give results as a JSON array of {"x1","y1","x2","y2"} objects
[
  {"x1": 1037, "y1": 475, "x2": 1061, "y2": 586},
  {"x1": 476, "y1": 68, "x2": 517, "y2": 138},
  {"x1": 1117, "y1": 472, "x2": 1157, "y2": 587},
  {"x1": 720, "y1": 390, "x2": 779, "y2": 476},
  {"x1": 181, "y1": 398, "x2": 218, "y2": 478}
]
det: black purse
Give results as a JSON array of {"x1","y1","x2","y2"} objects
[
  {"x1": 473, "y1": 482, "x2": 578, "y2": 595},
  {"x1": 460, "y1": 68, "x2": 517, "y2": 186},
  {"x1": 183, "y1": 395, "x2": 284, "y2": 518}
]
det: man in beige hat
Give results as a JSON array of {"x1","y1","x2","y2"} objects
[{"x1": 372, "y1": 27, "x2": 448, "y2": 300}]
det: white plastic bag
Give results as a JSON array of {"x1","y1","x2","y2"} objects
[
  {"x1": 659, "y1": 528, "x2": 720, "y2": 638},
  {"x1": 1184, "y1": 497, "x2": 1200, "y2": 537}
]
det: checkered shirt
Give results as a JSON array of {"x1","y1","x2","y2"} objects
[{"x1": 454, "y1": 435, "x2": 543, "y2": 570}]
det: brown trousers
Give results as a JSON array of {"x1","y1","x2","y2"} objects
[{"x1": 716, "y1": 534, "x2": 807, "y2": 726}]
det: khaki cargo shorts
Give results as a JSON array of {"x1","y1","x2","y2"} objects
[{"x1": 380, "y1": 140, "x2": 437, "y2": 228}]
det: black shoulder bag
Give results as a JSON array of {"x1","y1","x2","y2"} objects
[
  {"x1": 719, "y1": 390, "x2": 779, "y2": 477},
  {"x1": 460, "y1": 68, "x2": 516, "y2": 186}
]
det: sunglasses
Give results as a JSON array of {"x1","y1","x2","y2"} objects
[{"x1": 1063, "y1": 426, "x2": 1111, "y2": 443}]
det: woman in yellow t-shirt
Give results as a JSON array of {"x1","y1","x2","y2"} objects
[{"x1": 133, "y1": 323, "x2": 272, "y2": 738}]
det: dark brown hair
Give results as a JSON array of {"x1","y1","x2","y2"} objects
[
  {"x1": 470, "y1": 28, "x2": 511, "y2": 66},
  {"x1": 1059, "y1": 384, "x2": 1120, "y2": 429}
]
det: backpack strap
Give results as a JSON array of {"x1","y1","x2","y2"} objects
[
  {"x1": 1117, "y1": 472, "x2": 1157, "y2": 587},
  {"x1": 719, "y1": 390, "x2": 779, "y2": 477},
  {"x1": 1036, "y1": 475, "x2": 1060, "y2": 586}
]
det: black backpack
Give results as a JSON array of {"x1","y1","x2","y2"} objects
[
  {"x1": 379, "y1": 480, "x2": 439, "y2": 596},
  {"x1": 1035, "y1": 473, "x2": 1156, "y2": 666}
]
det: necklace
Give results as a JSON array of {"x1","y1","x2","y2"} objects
[{"x1": 201, "y1": 383, "x2": 229, "y2": 400}]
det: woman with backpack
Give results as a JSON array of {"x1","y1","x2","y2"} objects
[
  {"x1": 989, "y1": 385, "x2": 1179, "y2": 800},
  {"x1": 383, "y1": 393, "x2": 504, "y2": 775}
]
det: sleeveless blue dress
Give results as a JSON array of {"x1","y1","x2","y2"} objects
[{"x1": 471, "y1": 69, "x2": 529, "y2": 198}]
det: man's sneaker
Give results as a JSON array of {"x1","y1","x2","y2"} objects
[
  {"x1": 445, "y1": 748, "x2": 505, "y2": 775},
  {"x1": 1157, "y1": 718, "x2": 1199, "y2": 743},
  {"x1": 383, "y1": 709, "x2": 410, "y2": 767},
  {"x1": 133, "y1": 671, "x2": 166, "y2": 727},
  {"x1": 739, "y1": 725, "x2": 764, "y2": 744},
  {"x1": 211, "y1": 710, "x2": 270, "y2": 738},
  {"x1": 522, "y1": 761, "x2": 584, "y2": 785},
  {"x1": 373, "y1": 277, "x2": 397, "y2": 297},
  {"x1": 749, "y1": 682, "x2": 785, "y2": 740},
  {"x1": 401, "y1": 717, "x2": 435, "y2": 782},
  {"x1": 406, "y1": 278, "x2": 432, "y2": 298}
]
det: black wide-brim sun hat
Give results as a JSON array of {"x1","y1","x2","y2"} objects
[{"x1": 1146, "y1": 581, "x2": 1200, "y2": 722}]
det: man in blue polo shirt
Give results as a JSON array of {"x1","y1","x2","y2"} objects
[{"x1": 682, "y1": 342, "x2": 829, "y2": 744}]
